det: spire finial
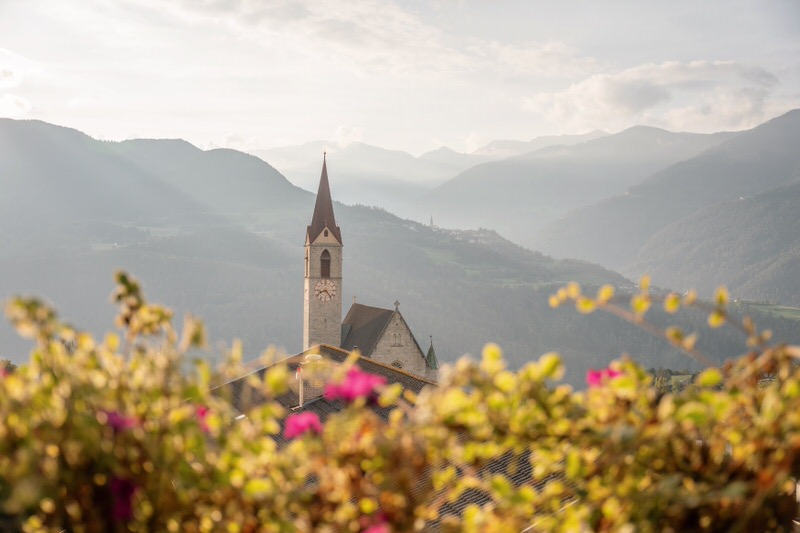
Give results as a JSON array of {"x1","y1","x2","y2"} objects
[{"x1": 394, "y1": 300, "x2": 400, "y2": 311}]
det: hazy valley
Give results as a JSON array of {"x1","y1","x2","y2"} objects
[{"x1": 1, "y1": 114, "x2": 799, "y2": 386}]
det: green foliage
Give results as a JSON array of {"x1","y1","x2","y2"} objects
[{"x1": 1, "y1": 274, "x2": 800, "y2": 531}]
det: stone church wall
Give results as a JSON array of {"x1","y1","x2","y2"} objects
[{"x1": 370, "y1": 312, "x2": 427, "y2": 376}]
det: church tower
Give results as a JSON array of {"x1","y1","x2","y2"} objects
[{"x1": 303, "y1": 154, "x2": 343, "y2": 350}]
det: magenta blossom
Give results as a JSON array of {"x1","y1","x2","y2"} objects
[
  {"x1": 587, "y1": 368, "x2": 623, "y2": 388},
  {"x1": 284, "y1": 412, "x2": 323, "y2": 439},
  {"x1": 196, "y1": 405, "x2": 210, "y2": 433},
  {"x1": 360, "y1": 512, "x2": 390, "y2": 533},
  {"x1": 324, "y1": 367, "x2": 387, "y2": 403},
  {"x1": 103, "y1": 411, "x2": 138, "y2": 432},
  {"x1": 362, "y1": 524, "x2": 390, "y2": 533},
  {"x1": 110, "y1": 476, "x2": 138, "y2": 522}
]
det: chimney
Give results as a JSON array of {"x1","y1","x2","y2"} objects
[{"x1": 296, "y1": 365, "x2": 304, "y2": 407}]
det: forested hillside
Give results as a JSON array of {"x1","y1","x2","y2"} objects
[
  {"x1": 533, "y1": 110, "x2": 800, "y2": 280},
  {"x1": 630, "y1": 181, "x2": 800, "y2": 305}
]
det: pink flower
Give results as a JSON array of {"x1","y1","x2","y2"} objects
[
  {"x1": 360, "y1": 513, "x2": 390, "y2": 533},
  {"x1": 104, "y1": 411, "x2": 138, "y2": 432},
  {"x1": 324, "y1": 367, "x2": 387, "y2": 403},
  {"x1": 363, "y1": 524, "x2": 390, "y2": 533},
  {"x1": 284, "y1": 412, "x2": 323, "y2": 439},
  {"x1": 197, "y1": 405, "x2": 210, "y2": 433},
  {"x1": 587, "y1": 368, "x2": 622, "y2": 388},
  {"x1": 110, "y1": 476, "x2": 138, "y2": 522}
]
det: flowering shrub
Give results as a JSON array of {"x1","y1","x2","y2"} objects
[{"x1": 0, "y1": 272, "x2": 799, "y2": 532}]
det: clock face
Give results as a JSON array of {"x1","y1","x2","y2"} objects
[{"x1": 314, "y1": 280, "x2": 337, "y2": 302}]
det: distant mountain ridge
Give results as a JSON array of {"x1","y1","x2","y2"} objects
[
  {"x1": 409, "y1": 125, "x2": 737, "y2": 246},
  {"x1": 472, "y1": 130, "x2": 608, "y2": 158},
  {"x1": 252, "y1": 132, "x2": 617, "y2": 217},
  {"x1": 532, "y1": 109, "x2": 800, "y2": 304}
]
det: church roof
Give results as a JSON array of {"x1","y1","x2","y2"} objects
[
  {"x1": 306, "y1": 155, "x2": 342, "y2": 244},
  {"x1": 340, "y1": 303, "x2": 394, "y2": 356}
]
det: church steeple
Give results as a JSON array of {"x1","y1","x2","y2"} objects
[
  {"x1": 303, "y1": 154, "x2": 343, "y2": 351},
  {"x1": 306, "y1": 153, "x2": 342, "y2": 244}
]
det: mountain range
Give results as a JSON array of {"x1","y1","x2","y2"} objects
[
  {"x1": 410, "y1": 126, "x2": 737, "y2": 246},
  {"x1": 532, "y1": 109, "x2": 800, "y2": 305},
  {"x1": 1, "y1": 117, "x2": 798, "y2": 386},
  {"x1": 252, "y1": 131, "x2": 607, "y2": 216}
]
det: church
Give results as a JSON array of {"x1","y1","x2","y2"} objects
[{"x1": 302, "y1": 155, "x2": 439, "y2": 382}]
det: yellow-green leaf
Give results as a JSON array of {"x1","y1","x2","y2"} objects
[
  {"x1": 714, "y1": 286, "x2": 729, "y2": 307},
  {"x1": 663, "y1": 293, "x2": 681, "y2": 314},
  {"x1": 696, "y1": 368, "x2": 722, "y2": 388},
  {"x1": 708, "y1": 310, "x2": 726, "y2": 329},
  {"x1": 576, "y1": 297, "x2": 597, "y2": 314},
  {"x1": 597, "y1": 284, "x2": 615, "y2": 304}
]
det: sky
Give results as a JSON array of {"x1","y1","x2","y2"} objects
[{"x1": 1, "y1": 0, "x2": 799, "y2": 155}]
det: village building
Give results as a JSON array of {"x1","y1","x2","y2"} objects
[{"x1": 303, "y1": 155, "x2": 439, "y2": 381}]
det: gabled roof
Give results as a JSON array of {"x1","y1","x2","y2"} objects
[
  {"x1": 306, "y1": 155, "x2": 342, "y2": 244},
  {"x1": 340, "y1": 303, "x2": 394, "y2": 356}
]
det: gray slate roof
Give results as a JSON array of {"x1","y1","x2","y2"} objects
[{"x1": 340, "y1": 303, "x2": 394, "y2": 356}]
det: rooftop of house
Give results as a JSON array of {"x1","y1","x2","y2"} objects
[{"x1": 216, "y1": 344, "x2": 436, "y2": 416}]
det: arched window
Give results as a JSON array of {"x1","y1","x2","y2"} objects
[
  {"x1": 320, "y1": 249, "x2": 331, "y2": 278},
  {"x1": 391, "y1": 360, "x2": 403, "y2": 369}
]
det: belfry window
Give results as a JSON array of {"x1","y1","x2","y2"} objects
[{"x1": 320, "y1": 249, "x2": 331, "y2": 278}]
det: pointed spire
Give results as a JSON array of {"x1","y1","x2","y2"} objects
[
  {"x1": 307, "y1": 153, "x2": 342, "y2": 243},
  {"x1": 425, "y1": 336, "x2": 439, "y2": 370}
]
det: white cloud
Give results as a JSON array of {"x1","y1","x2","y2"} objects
[
  {"x1": 121, "y1": 0, "x2": 469, "y2": 79},
  {"x1": 660, "y1": 86, "x2": 773, "y2": 131},
  {"x1": 524, "y1": 60, "x2": 783, "y2": 133},
  {"x1": 333, "y1": 124, "x2": 364, "y2": 148},
  {"x1": 475, "y1": 40, "x2": 598, "y2": 80},
  {"x1": 0, "y1": 68, "x2": 23, "y2": 89},
  {"x1": 67, "y1": 96, "x2": 99, "y2": 109},
  {"x1": 463, "y1": 131, "x2": 486, "y2": 153},
  {"x1": 0, "y1": 93, "x2": 32, "y2": 117},
  {"x1": 0, "y1": 48, "x2": 41, "y2": 89}
]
